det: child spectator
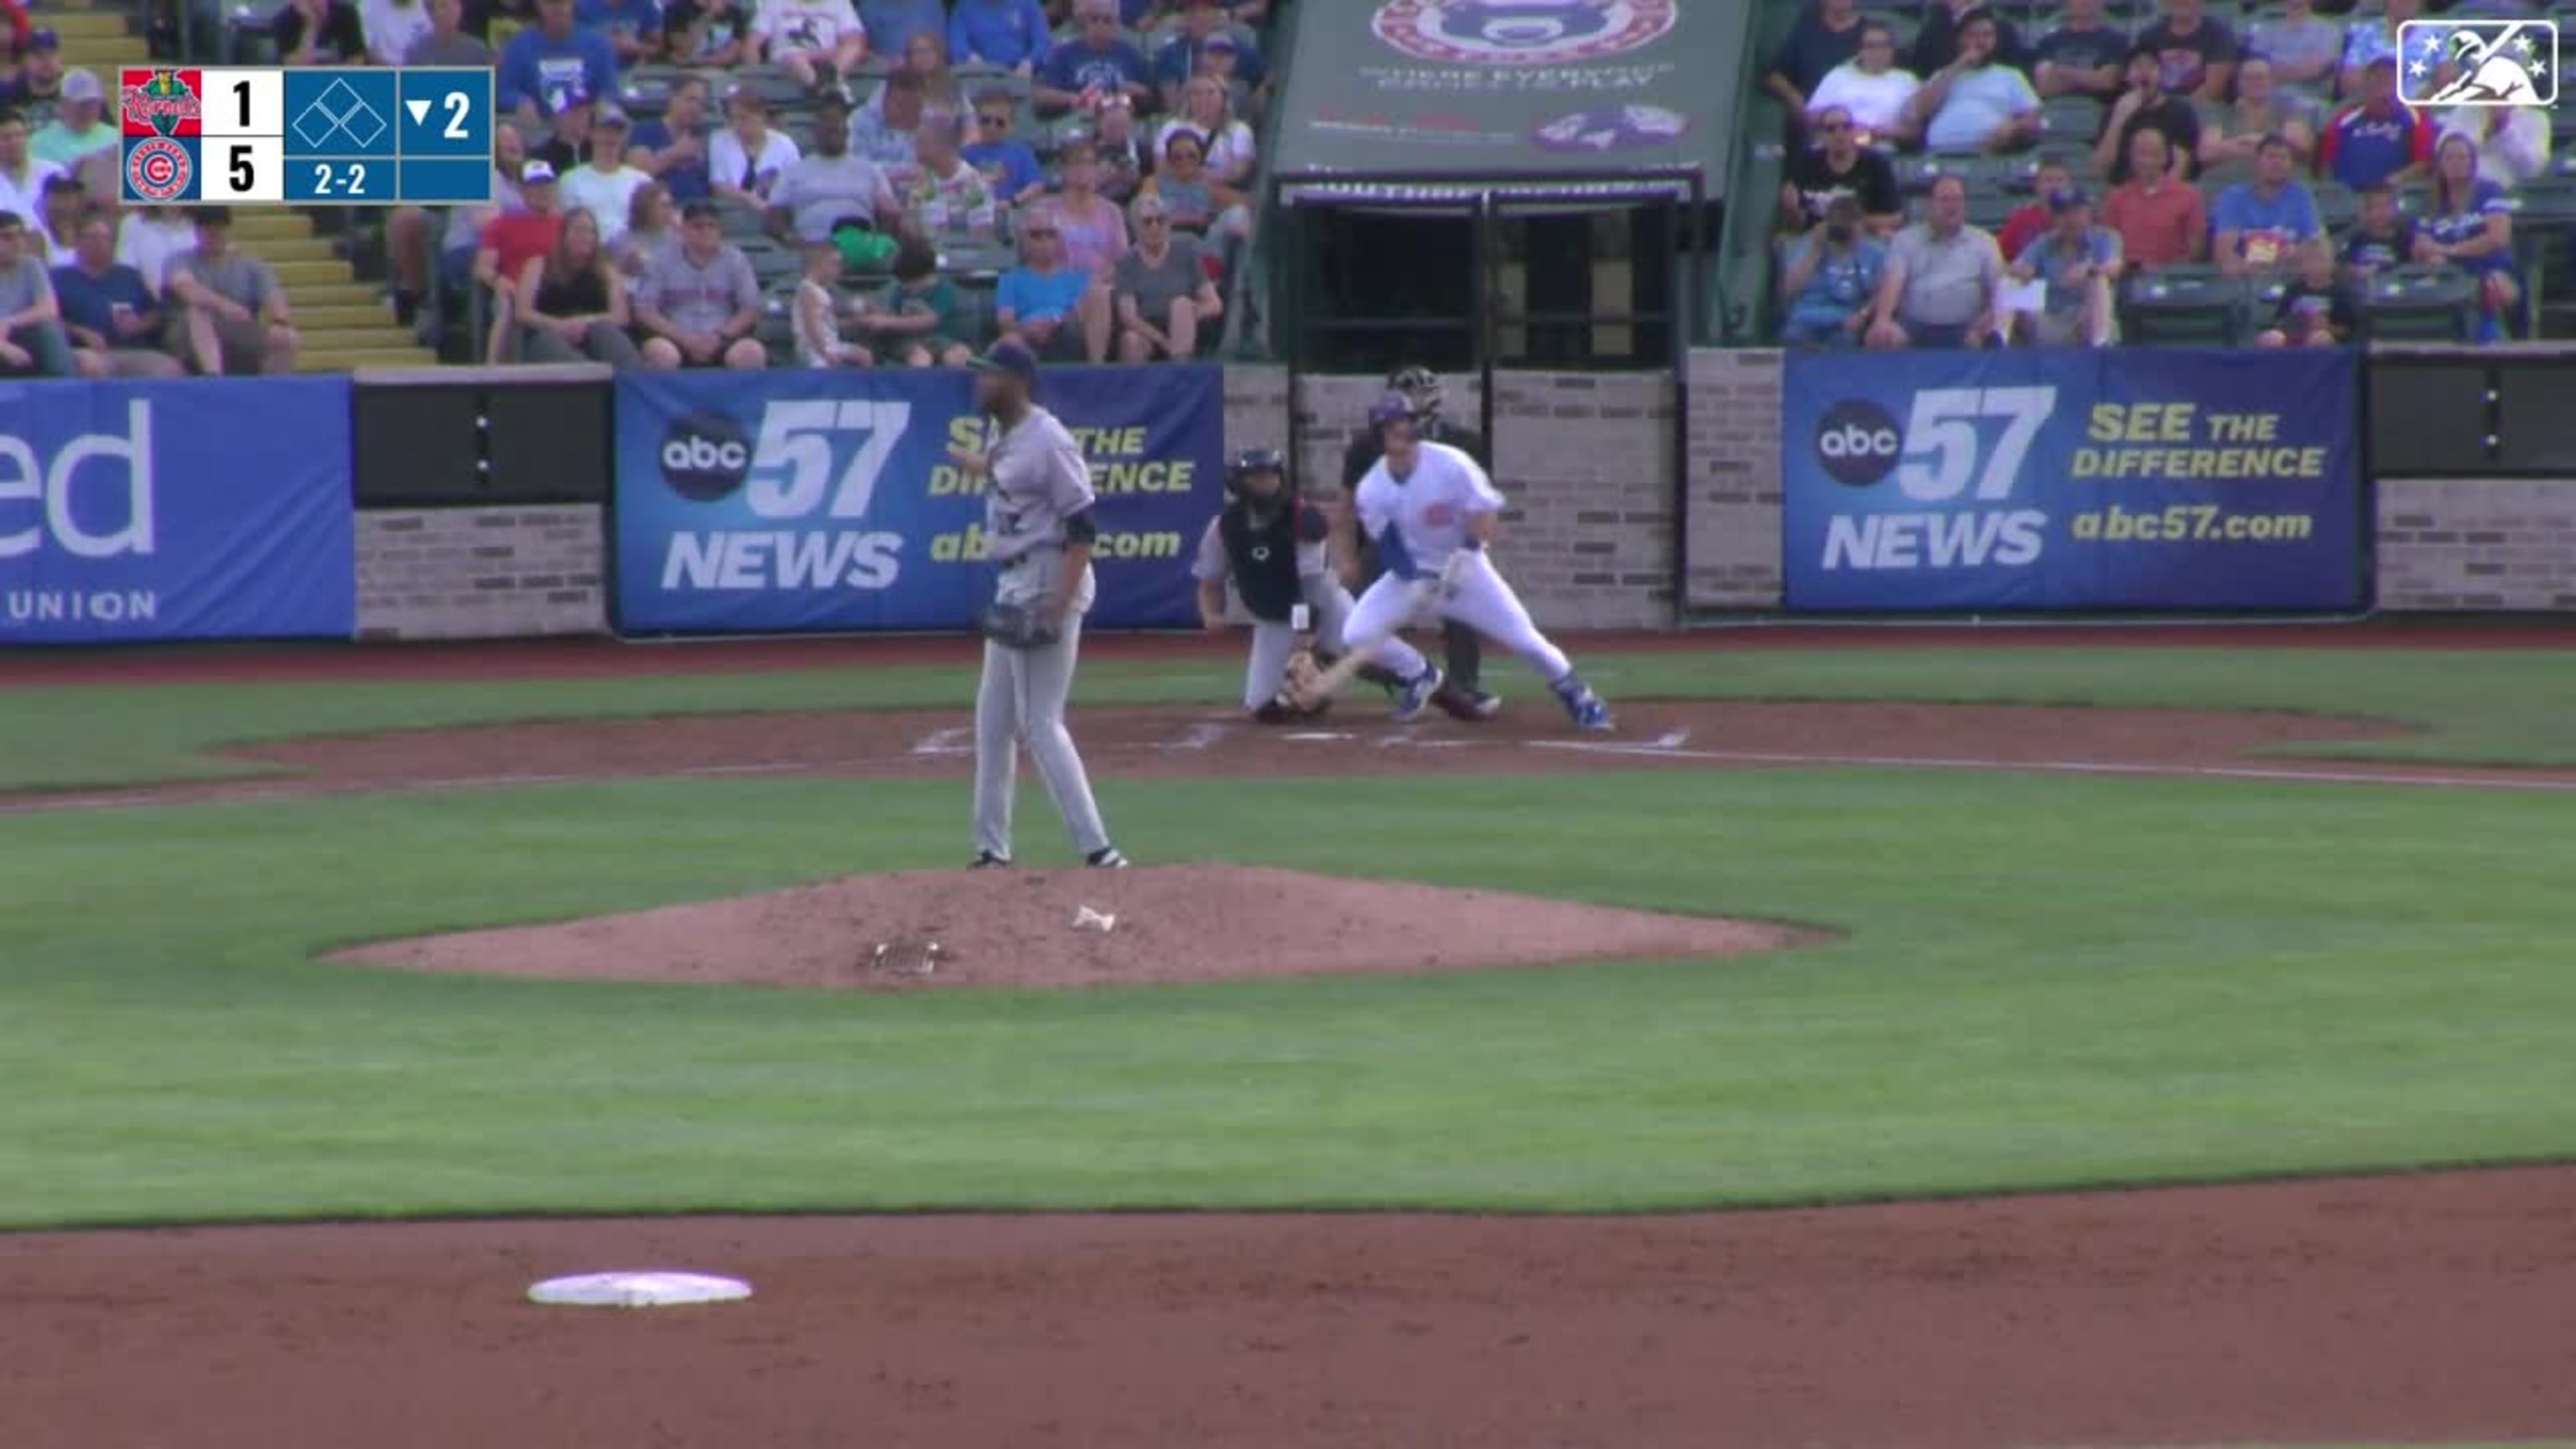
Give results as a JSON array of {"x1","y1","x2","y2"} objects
[
  {"x1": 792, "y1": 236, "x2": 870, "y2": 366},
  {"x1": 2252, "y1": 239, "x2": 2355, "y2": 346},
  {"x1": 854, "y1": 235, "x2": 971, "y2": 365},
  {"x1": 2339, "y1": 183, "x2": 2416, "y2": 283},
  {"x1": 963, "y1": 88, "x2": 1046, "y2": 205}
]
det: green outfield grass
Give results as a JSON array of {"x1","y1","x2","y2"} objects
[
  {"x1": 7, "y1": 756, "x2": 2574, "y2": 1228},
  {"x1": 10, "y1": 645, "x2": 2576, "y2": 793}
]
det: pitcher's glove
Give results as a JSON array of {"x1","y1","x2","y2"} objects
[{"x1": 978, "y1": 601, "x2": 1059, "y2": 651}]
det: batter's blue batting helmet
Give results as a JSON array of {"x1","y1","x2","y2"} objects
[{"x1": 1367, "y1": 391, "x2": 1418, "y2": 429}]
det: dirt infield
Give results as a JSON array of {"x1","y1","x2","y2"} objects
[
  {"x1": 337, "y1": 865, "x2": 1802, "y2": 992},
  {"x1": 6, "y1": 1167, "x2": 2573, "y2": 1448}
]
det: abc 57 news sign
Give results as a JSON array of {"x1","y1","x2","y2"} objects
[{"x1": 1780, "y1": 349, "x2": 2366, "y2": 613}]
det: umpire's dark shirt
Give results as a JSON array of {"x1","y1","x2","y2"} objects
[{"x1": 1340, "y1": 418, "x2": 1493, "y2": 494}]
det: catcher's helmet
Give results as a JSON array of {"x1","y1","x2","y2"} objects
[
  {"x1": 1368, "y1": 390, "x2": 1420, "y2": 430},
  {"x1": 1226, "y1": 447, "x2": 1288, "y2": 492},
  {"x1": 1387, "y1": 364, "x2": 1444, "y2": 419}
]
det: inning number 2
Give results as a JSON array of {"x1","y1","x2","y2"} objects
[
  {"x1": 1897, "y1": 387, "x2": 2057, "y2": 503},
  {"x1": 441, "y1": 91, "x2": 471, "y2": 140}
]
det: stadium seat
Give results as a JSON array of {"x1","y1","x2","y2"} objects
[
  {"x1": 2040, "y1": 96, "x2": 2103, "y2": 145},
  {"x1": 1965, "y1": 184, "x2": 2018, "y2": 231},
  {"x1": 2514, "y1": 175, "x2": 2576, "y2": 225},
  {"x1": 2312, "y1": 180, "x2": 2359, "y2": 233},
  {"x1": 2360, "y1": 264, "x2": 2479, "y2": 341},
  {"x1": 2121, "y1": 265, "x2": 2248, "y2": 344}
]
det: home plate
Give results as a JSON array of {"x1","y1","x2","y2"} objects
[{"x1": 528, "y1": 1270, "x2": 753, "y2": 1308}]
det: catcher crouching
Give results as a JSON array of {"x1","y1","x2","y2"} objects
[{"x1": 1192, "y1": 449, "x2": 1403, "y2": 724}]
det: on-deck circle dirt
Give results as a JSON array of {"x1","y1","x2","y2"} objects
[{"x1": 13, "y1": 679, "x2": 2576, "y2": 1446}]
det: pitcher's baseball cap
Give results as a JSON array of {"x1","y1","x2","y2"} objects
[{"x1": 968, "y1": 337, "x2": 1040, "y2": 386}]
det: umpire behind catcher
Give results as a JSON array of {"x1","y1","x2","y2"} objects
[
  {"x1": 953, "y1": 338, "x2": 1129, "y2": 870},
  {"x1": 1340, "y1": 365, "x2": 1498, "y2": 721}
]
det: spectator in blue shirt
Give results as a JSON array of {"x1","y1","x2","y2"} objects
[
  {"x1": 2210, "y1": 134, "x2": 2322, "y2": 279},
  {"x1": 2005, "y1": 188, "x2": 2122, "y2": 345},
  {"x1": 996, "y1": 206, "x2": 1109, "y2": 361},
  {"x1": 1154, "y1": 0, "x2": 1263, "y2": 112},
  {"x1": 1778, "y1": 195, "x2": 1884, "y2": 348},
  {"x1": 2319, "y1": 56, "x2": 2433, "y2": 191},
  {"x1": 963, "y1": 87, "x2": 1047, "y2": 205},
  {"x1": 629, "y1": 73, "x2": 714, "y2": 201},
  {"x1": 50, "y1": 208, "x2": 180, "y2": 377},
  {"x1": 577, "y1": 0, "x2": 663, "y2": 64},
  {"x1": 950, "y1": 0, "x2": 1051, "y2": 70},
  {"x1": 499, "y1": 0, "x2": 621, "y2": 123},
  {"x1": 859, "y1": 0, "x2": 943, "y2": 56},
  {"x1": 1036, "y1": 0, "x2": 1156, "y2": 117},
  {"x1": 2413, "y1": 130, "x2": 2518, "y2": 340}
]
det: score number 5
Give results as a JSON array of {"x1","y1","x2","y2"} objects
[{"x1": 1895, "y1": 387, "x2": 2058, "y2": 503}]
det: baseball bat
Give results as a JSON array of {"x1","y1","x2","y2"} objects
[{"x1": 1290, "y1": 580, "x2": 1440, "y2": 709}]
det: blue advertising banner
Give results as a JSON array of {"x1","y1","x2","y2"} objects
[
  {"x1": 1782, "y1": 349, "x2": 2366, "y2": 612},
  {"x1": 1, "y1": 377, "x2": 355, "y2": 643},
  {"x1": 613, "y1": 365, "x2": 1223, "y2": 634}
]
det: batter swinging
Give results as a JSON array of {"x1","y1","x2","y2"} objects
[
  {"x1": 1329, "y1": 392, "x2": 1613, "y2": 731},
  {"x1": 956, "y1": 339, "x2": 1128, "y2": 870}
]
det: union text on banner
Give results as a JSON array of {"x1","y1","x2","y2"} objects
[
  {"x1": 0, "y1": 377, "x2": 356, "y2": 643},
  {"x1": 613, "y1": 366, "x2": 1223, "y2": 634},
  {"x1": 1780, "y1": 348, "x2": 2366, "y2": 612}
]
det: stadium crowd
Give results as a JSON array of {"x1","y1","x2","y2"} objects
[
  {"x1": 0, "y1": 0, "x2": 1276, "y2": 376},
  {"x1": 1763, "y1": 0, "x2": 2565, "y2": 347}
]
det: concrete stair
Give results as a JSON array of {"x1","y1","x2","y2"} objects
[{"x1": 44, "y1": 3, "x2": 442, "y2": 371}]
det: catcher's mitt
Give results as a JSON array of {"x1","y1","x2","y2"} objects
[
  {"x1": 978, "y1": 601, "x2": 1060, "y2": 651},
  {"x1": 1256, "y1": 644, "x2": 1334, "y2": 724}
]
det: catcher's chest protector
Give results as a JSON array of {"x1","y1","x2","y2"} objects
[{"x1": 1218, "y1": 503, "x2": 1306, "y2": 624}]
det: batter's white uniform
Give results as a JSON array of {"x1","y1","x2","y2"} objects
[{"x1": 1345, "y1": 440, "x2": 1577, "y2": 686}]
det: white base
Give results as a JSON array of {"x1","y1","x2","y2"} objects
[{"x1": 527, "y1": 1270, "x2": 754, "y2": 1308}]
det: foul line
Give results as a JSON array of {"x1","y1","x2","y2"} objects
[{"x1": 1524, "y1": 740, "x2": 2576, "y2": 793}]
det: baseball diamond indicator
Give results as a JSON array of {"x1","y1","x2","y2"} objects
[{"x1": 119, "y1": 66, "x2": 492, "y2": 205}]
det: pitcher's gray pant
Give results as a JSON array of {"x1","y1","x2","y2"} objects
[{"x1": 972, "y1": 558, "x2": 1111, "y2": 862}]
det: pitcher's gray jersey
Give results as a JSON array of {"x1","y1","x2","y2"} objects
[{"x1": 980, "y1": 406, "x2": 1097, "y2": 564}]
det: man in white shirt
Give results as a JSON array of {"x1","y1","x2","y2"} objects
[
  {"x1": 362, "y1": 0, "x2": 435, "y2": 64},
  {"x1": 0, "y1": 108, "x2": 66, "y2": 230},
  {"x1": 558, "y1": 104, "x2": 652, "y2": 241},
  {"x1": 117, "y1": 206, "x2": 199, "y2": 299},
  {"x1": 1331, "y1": 393, "x2": 1614, "y2": 732}
]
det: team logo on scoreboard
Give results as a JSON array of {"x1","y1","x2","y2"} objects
[
  {"x1": 1371, "y1": 0, "x2": 1677, "y2": 66},
  {"x1": 121, "y1": 68, "x2": 205, "y2": 138},
  {"x1": 125, "y1": 138, "x2": 195, "y2": 203}
]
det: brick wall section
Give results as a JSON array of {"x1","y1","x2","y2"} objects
[
  {"x1": 1222, "y1": 362, "x2": 1290, "y2": 457},
  {"x1": 1683, "y1": 348, "x2": 1784, "y2": 610},
  {"x1": 356, "y1": 506, "x2": 608, "y2": 641},
  {"x1": 2375, "y1": 479, "x2": 2576, "y2": 610},
  {"x1": 1282, "y1": 371, "x2": 1673, "y2": 629}
]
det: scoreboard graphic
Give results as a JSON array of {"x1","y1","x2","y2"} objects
[{"x1": 119, "y1": 67, "x2": 496, "y2": 207}]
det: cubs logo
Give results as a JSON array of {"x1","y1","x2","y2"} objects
[
  {"x1": 1371, "y1": 0, "x2": 1676, "y2": 66},
  {"x1": 124, "y1": 138, "x2": 195, "y2": 205},
  {"x1": 1422, "y1": 503, "x2": 1460, "y2": 527},
  {"x1": 121, "y1": 68, "x2": 204, "y2": 138}
]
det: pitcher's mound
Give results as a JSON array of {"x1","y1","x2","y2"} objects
[{"x1": 337, "y1": 865, "x2": 1803, "y2": 992}]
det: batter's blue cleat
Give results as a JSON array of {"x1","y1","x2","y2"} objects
[
  {"x1": 1553, "y1": 678, "x2": 1613, "y2": 732},
  {"x1": 1392, "y1": 666, "x2": 1444, "y2": 723}
]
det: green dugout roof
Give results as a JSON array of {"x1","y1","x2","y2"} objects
[{"x1": 1269, "y1": 0, "x2": 1750, "y2": 200}]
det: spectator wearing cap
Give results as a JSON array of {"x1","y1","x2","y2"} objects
[
  {"x1": 748, "y1": 0, "x2": 867, "y2": 91},
  {"x1": 2031, "y1": 0, "x2": 2127, "y2": 101},
  {"x1": 1997, "y1": 158, "x2": 2074, "y2": 262},
  {"x1": 475, "y1": 157, "x2": 564, "y2": 361},
  {"x1": 1777, "y1": 193, "x2": 1885, "y2": 349},
  {"x1": 2212, "y1": 134, "x2": 2322, "y2": 282},
  {"x1": 901, "y1": 109, "x2": 1000, "y2": 242},
  {"x1": 1114, "y1": 190, "x2": 1221, "y2": 361},
  {"x1": 1137, "y1": 125, "x2": 1246, "y2": 242},
  {"x1": 860, "y1": 0, "x2": 944, "y2": 58},
  {"x1": 2131, "y1": 0, "x2": 2236, "y2": 103},
  {"x1": 2096, "y1": 44, "x2": 2200, "y2": 185},
  {"x1": 1910, "y1": 0, "x2": 2031, "y2": 79},
  {"x1": 0, "y1": 210, "x2": 72, "y2": 377},
  {"x1": 2, "y1": 28, "x2": 63, "y2": 107},
  {"x1": 362, "y1": 0, "x2": 434, "y2": 65},
  {"x1": 403, "y1": 0, "x2": 493, "y2": 64},
  {"x1": 163, "y1": 207, "x2": 297, "y2": 376},
  {"x1": 2004, "y1": 186, "x2": 2120, "y2": 346},
  {"x1": 2321, "y1": 56, "x2": 2432, "y2": 191},
  {"x1": 849, "y1": 70, "x2": 927, "y2": 185},
  {"x1": 2101, "y1": 127, "x2": 2205, "y2": 269},
  {"x1": 1162, "y1": 74, "x2": 1254, "y2": 188},
  {"x1": 1155, "y1": 0, "x2": 1262, "y2": 115},
  {"x1": 662, "y1": 0, "x2": 750, "y2": 64},
  {"x1": 1910, "y1": 10, "x2": 2041, "y2": 154},
  {"x1": 949, "y1": 0, "x2": 1050, "y2": 72},
  {"x1": 32, "y1": 71, "x2": 112, "y2": 169},
  {"x1": 1865, "y1": 174, "x2": 2004, "y2": 350},
  {"x1": 963, "y1": 87, "x2": 1047, "y2": 206},
  {"x1": 635, "y1": 198, "x2": 765, "y2": 368},
  {"x1": 1048, "y1": 137, "x2": 1131, "y2": 278},
  {"x1": 560, "y1": 104, "x2": 652, "y2": 242},
  {"x1": 1805, "y1": 23, "x2": 1919, "y2": 148},
  {"x1": 1763, "y1": 0, "x2": 1867, "y2": 122},
  {"x1": 0, "y1": 106, "x2": 60, "y2": 229},
  {"x1": 853, "y1": 234, "x2": 971, "y2": 366},
  {"x1": 52, "y1": 206, "x2": 181, "y2": 378},
  {"x1": 498, "y1": 0, "x2": 621, "y2": 123},
  {"x1": 578, "y1": 0, "x2": 664, "y2": 65},
  {"x1": 766, "y1": 88, "x2": 899, "y2": 243},
  {"x1": 275, "y1": 0, "x2": 370, "y2": 63},
  {"x1": 1036, "y1": 0, "x2": 1155, "y2": 118},
  {"x1": 628, "y1": 74, "x2": 713, "y2": 201},
  {"x1": 997, "y1": 205, "x2": 1108, "y2": 361},
  {"x1": 709, "y1": 88, "x2": 801, "y2": 204}
]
